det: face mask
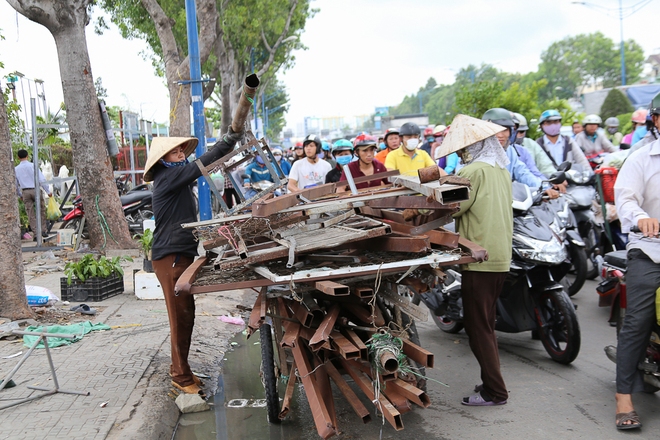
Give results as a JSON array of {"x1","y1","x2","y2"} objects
[
  {"x1": 458, "y1": 148, "x2": 473, "y2": 165},
  {"x1": 379, "y1": 142, "x2": 386, "y2": 151},
  {"x1": 405, "y1": 138, "x2": 419, "y2": 151},
  {"x1": 256, "y1": 156, "x2": 264, "y2": 165},
  {"x1": 318, "y1": 151, "x2": 325, "y2": 159},
  {"x1": 543, "y1": 123, "x2": 561, "y2": 136},
  {"x1": 426, "y1": 136, "x2": 435, "y2": 143},
  {"x1": 273, "y1": 154, "x2": 282, "y2": 162},
  {"x1": 607, "y1": 127, "x2": 618, "y2": 134},
  {"x1": 514, "y1": 136, "x2": 524, "y2": 145},
  {"x1": 336, "y1": 155, "x2": 352, "y2": 166}
]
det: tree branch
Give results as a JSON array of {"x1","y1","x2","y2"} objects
[{"x1": 256, "y1": 0, "x2": 298, "y2": 78}]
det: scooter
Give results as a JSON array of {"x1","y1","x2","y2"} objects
[
  {"x1": 600, "y1": 228, "x2": 660, "y2": 393},
  {"x1": 61, "y1": 185, "x2": 153, "y2": 235},
  {"x1": 416, "y1": 174, "x2": 582, "y2": 364}
]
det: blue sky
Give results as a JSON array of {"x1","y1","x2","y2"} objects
[{"x1": 1, "y1": 0, "x2": 658, "y2": 131}]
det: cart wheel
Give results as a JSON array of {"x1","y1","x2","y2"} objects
[{"x1": 260, "y1": 323, "x2": 281, "y2": 423}]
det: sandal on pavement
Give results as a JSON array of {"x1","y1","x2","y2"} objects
[
  {"x1": 462, "y1": 392, "x2": 507, "y2": 406},
  {"x1": 171, "y1": 381, "x2": 206, "y2": 398},
  {"x1": 170, "y1": 373, "x2": 204, "y2": 386},
  {"x1": 78, "y1": 304, "x2": 97, "y2": 315},
  {"x1": 616, "y1": 411, "x2": 642, "y2": 430}
]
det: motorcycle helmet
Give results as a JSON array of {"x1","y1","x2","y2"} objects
[
  {"x1": 399, "y1": 122, "x2": 420, "y2": 137},
  {"x1": 604, "y1": 117, "x2": 619, "y2": 128},
  {"x1": 582, "y1": 114, "x2": 602, "y2": 126},
  {"x1": 539, "y1": 109, "x2": 562, "y2": 125},
  {"x1": 321, "y1": 141, "x2": 331, "y2": 152},
  {"x1": 353, "y1": 134, "x2": 378, "y2": 149},
  {"x1": 482, "y1": 108, "x2": 515, "y2": 129},
  {"x1": 648, "y1": 92, "x2": 660, "y2": 116},
  {"x1": 433, "y1": 124, "x2": 447, "y2": 136},
  {"x1": 512, "y1": 113, "x2": 529, "y2": 131},
  {"x1": 332, "y1": 139, "x2": 354, "y2": 156},
  {"x1": 302, "y1": 135, "x2": 322, "y2": 154},
  {"x1": 383, "y1": 127, "x2": 399, "y2": 143},
  {"x1": 631, "y1": 108, "x2": 648, "y2": 123},
  {"x1": 423, "y1": 126, "x2": 434, "y2": 137}
]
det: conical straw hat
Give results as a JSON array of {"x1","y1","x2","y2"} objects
[
  {"x1": 435, "y1": 114, "x2": 506, "y2": 159},
  {"x1": 143, "y1": 137, "x2": 198, "y2": 182}
]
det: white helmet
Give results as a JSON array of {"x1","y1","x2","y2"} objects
[{"x1": 583, "y1": 114, "x2": 602, "y2": 126}]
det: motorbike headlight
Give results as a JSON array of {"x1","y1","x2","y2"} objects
[{"x1": 514, "y1": 234, "x2": 567, "y2": 264}]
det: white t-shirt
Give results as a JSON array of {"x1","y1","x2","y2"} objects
[{"x1": 289, "y1": 158, "x2": 332, "y2": 189}]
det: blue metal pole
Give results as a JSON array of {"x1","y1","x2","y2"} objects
[
  {"x1": 619, "y1": 0, "x2": 626, "y2": 86},
  {"x1": 184, "y1": 0, "x2": 211, "y2": 220}
]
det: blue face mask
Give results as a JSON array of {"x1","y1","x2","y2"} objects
[
  {"x1": 336, "y1": 155, "x2": 352, "y2": 166},
  {"x1": 256, "y1": 156, "x2": 264, "y2": 165},
  {"x1": 318, "y1": 151, "x2": 325, "y2": 159}
]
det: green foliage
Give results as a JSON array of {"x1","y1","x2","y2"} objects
[
  {"x1": 64, "y1": 254, "x2": 132, "y2": 285},
  {"x1": 133, "y1": 229, "x2": 153, "y2": 259},
  {"x1": 600, "y1": 88, "x2": 633, "y2": 121},
  {"x1": 18, "y1": 199, "x2": 28, "y2": 229},
  {"x1": 617, "y1": 112, "x2": 634, "y2": 136}
]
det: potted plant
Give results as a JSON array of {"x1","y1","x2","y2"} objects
[
  {"x1": 62, "y1": 254, "x2": 132, "y2": 302},
  {"x1": 135, "y1": 229, "x2": 154, "y2": 272}
]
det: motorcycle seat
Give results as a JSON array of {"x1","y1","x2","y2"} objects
[
  {"x1": 121, "y1": 191, "x2": 152, "y2": 205},
  {"x1": 604, "y1": 250, "x2": 627, "y2": 269}
]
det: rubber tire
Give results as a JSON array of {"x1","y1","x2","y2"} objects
[
  {"x1": 537, "y1": 289, "x2": 581, "y2": 364},
  {"x1": 582, "y1": 226, "x2": 599, "y2": 280},
  {"x1": 61, "y1": 218, "x2": 88, "y2": 239},
  {"x1": 259, "y1": 323, "x2": 281, "y2": 424},
  {"x1": 564, "y1": 245, "x2": 588, "y2": 297},
  {"x1": 412, "y1": 291, "x2": 464, "y2": 334}
]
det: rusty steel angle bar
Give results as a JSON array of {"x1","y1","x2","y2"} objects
[
  {"x1": 341, "y1": 329, "x2": 369, "y2": 361},
  {"x1": 365, "y1": 195, "x2": 455, "y2": 210},
  {"x1": 174, "y1": 256, "x2": 209, "y2": 296},
  {"x1": 388, "y1": 379, "x2": 431, "y2": 408},
  {"x1": 325, "y1": 360, "x2": 371, "y2": 423},
  {"x1": 409, "y1": 215, "x2": 455, "y2": 236},
  {"x1": 247, "y1": 287, "x2": 267, "y2": 336},
  {"x1": 278, "y1": 358, "x2": 297, "y2": 420},
  {"x1": 291, "y1": 338, "x2": 337, "y2": 439},
  {"x1": 309, "y1": 305, "x2": 341, "y2": 350},
  {"x1": 314, "y1": 362, "x2": 338, "y2": 431},
  {"x1": 329, "y1": 331, "x2": 361, "y2": 359},
  {"x1": 401, "y1": 338, "x2": 435, "y2": 368},
  {"x1": 339, "y1": 359, "x2": 403, "y2": 431},
  {"x1": 393, "y1": 175, "x2": 470, "y2": 204},
  {"x1": 382, "y1": 221, "x2": 460, "y2": 248}
]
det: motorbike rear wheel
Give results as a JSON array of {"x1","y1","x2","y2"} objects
[
  {"x1": 562, "y1": 244, "x2": 588, "y2": 297},
  {"x1": 582, "y1": 225, "x2": 599, "y2": 280},
  {"x1": 412, "y1": 293, "x2": 464, "y2": 334},
  {"x1": 537, "y1": 289, "x2": 581, "y2": 364}
]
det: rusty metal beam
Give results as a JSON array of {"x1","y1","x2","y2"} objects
[
  {"x1": 342, "y1": 303, "x2": 386, "y2": 327},
  {"x1": 174, "y1": 256, "x2": 209, "y2": 296},
  {"x1": 289, "y1": 301, "x2": 314, "y2": 328},
  {"x1": 365, "y1": 195, "x2": 455, "y2": 210},
  {"x1": 278, "y1": 358, "x2": 297, "y2": 420},
  {"x1": 388, "y1": 378, "x2": 431, "y2": 408},
  {"x1": 280, "y1": 321, "x2": 300, "y2": 348},
  {"x1": 352, "y1": 286, "x2": 374, "y2": 299},
  {"x1": 314, "y1": 281, "x2": 350, "y2": 296},
  {"x1": 342, "y1": 329, "x2": 368, "y2": 361},
  {"x1": 380, "y1": 385, "x2": 412, "y2": 414},
  {"x1": 190, "y1": 277, "x2": 272, "y2": 294},
  {"x1": 330, "y1": 331, "x2": 361, "y2": 359},
  {"x1": 325, "y1": 360, "x2": 371, "y2": 423},
  {"x1": 401, "y1": 338, "x2": 434, "y2": 368},
  {"x1": 309, "y1": 305, "x2": 341, "y2": 351},
  {"x1": 314, "y1": 362, "x2": 338, "y2": 431},
  {"x1": 340, "y1": 359, "x2": 403, "y2": 431},
  {"x1": 247, "y1": 287, "x2": 267, "y2": 336},
  {"x1": 216, "y1": 245, "x2": 290, "y2": 271},
  {"x1": 382, "y1": 221, "x2": 460, "y2": 248},
  {"x1": 291, "y1": 338, "x2": 337, "y2": 439},
  {"x1": 344, "y1": 234, "x2": 431, "y2": 253},
  {"x1": 457, "y1": 235, "x2": 488, "y2": 262}
]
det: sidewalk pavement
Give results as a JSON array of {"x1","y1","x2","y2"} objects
[{"x1": 0, "y1": 245, "x2": 254, "y2": 440}]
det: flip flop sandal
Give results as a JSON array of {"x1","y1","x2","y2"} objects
[
  {"x1": 170, "y1": 373, "x2": 204, "y2": 386},
  {"x1": 616, "y1": 410, "x2": 642, "y2": 430},
  {"x1": 78, "y1": 304, "x2": 97, "y2": 315},
  {"x1": 461, "y1": 392, "x2": 507, "y2": 406},
  {"x1": 171, "y1": 380, "x2": 206, "y2": 398},
  {"x1": 69, "y1": 305, "x2": 83, "y2": 312}
]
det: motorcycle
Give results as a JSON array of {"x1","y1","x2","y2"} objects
[
  {"x1": 416, "y1": 174, "x2": 582, "y2": 364},
  {"x1": 564, "y1": 164, "x2": 602, "y2": 280},
  {"x1": 61, "y1": 185, "x2": 153, "y2": 235},
  {"x1": 600, "y1": 229, "x2": 660, "y2": 393}
]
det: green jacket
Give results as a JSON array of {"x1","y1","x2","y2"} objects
[{"x1": 454, "y1": 162, "x2": 513, "y2": 272}]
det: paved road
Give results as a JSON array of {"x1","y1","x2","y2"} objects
[{"x1": 176, "y1": 279, "x2": 660, "y2": 440}]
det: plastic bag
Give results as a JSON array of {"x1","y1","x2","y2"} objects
[{"x1": 46, "y1": 197, "x2": 61, "y2": 221}]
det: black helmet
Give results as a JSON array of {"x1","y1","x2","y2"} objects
[
  {"x1": 399, "y1": 122, "x2": 420, "y2": 136},
  {"x1": 650, "y1": 91, "x2": 660, "y2": 116},
  {"x1": 482, "y1": 108, "x2": 515, "y2": 129},
  {"x1": 302, "y1": 135, "x2": 322, "y2": 154}
]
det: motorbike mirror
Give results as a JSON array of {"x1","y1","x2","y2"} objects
[
  {"x1": 557, "y1": 161, "x2": 572, "y2": 172},
  {"x1": 547, "y1": 171, "x2": 566, "y2": 185}
]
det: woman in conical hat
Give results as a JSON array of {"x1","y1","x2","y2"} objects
[
  {"x1": 146, "y1": 128, "x2": 243, "y2": 397},
  {"x1": 437, "y1": 115, "x2": 513, "y2": 407}
]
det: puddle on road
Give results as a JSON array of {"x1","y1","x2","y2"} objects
[{"x1": 173, "y1": 331, "x2": 309, "y2": 440}]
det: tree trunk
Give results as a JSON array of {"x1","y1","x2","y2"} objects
[
  {"x1": 7, "y1": 0, "x2": 134, "y2": 250},
  {"x1": 0, "y1": 85, "x2": 35, "y2": 320},
  {"x1": 165, "y1": 65, "x2": 192, "y2": 136}
]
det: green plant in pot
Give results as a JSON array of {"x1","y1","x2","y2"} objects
[
  {"x1": 63, "y1": 254, "x2": 132, "y2": 302},
  {"x1": 135, "y1": 229, "x2": 154, "y2": 272}
]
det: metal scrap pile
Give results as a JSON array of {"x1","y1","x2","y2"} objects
[{"x1": 176, "y1": 136, "x2": 485, "y2": 438}]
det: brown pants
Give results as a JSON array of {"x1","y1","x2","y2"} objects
[
  {"x1": 153, "y1": 254, "x2": 195, "y2": 387},
  {"x1": 462, "y1": 271, "x2": 508, "y2": 402},
  {"x1": 22, "y1": 189, "x2": 47, "y2": 235}
]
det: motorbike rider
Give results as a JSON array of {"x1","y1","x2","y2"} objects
[
  {"x1": 145, "y1": 130, "x2": 244, "y2": 398},
  {"x1": 420, "y1": 126, "x2": 435, "y2": 156},
  {"x1": 292, "y1": 141, "x2": 305, "y2": 163},
  {"x1": 244, "y1": 155, "x2": 274, "y2": 184},
  {"x1": 605, "y1": 117, "x2": 623, "y2": 146},
  {"x1": 482, "y1": 108, "x2": 559, "y2": 198},
  {"x1": 384, "y1": 122, "x2": 439, "y2": 176},
  {"x1": 433, "y1": 125, "x2": 459, "y2": 174},
  {"x1": 320, "y1": 141, "x2": 336, "y2": 168},
  {"x1": 536, "y1": 109, "x2": 592, "y2": 172},
  {"x1": 572, "y1": 120, "x2": 583, "y2": 138},
  {"x1": 612, "y1": 94, "x2": 660, "y2": 430},
  {"x1": 339, "y1": 135, "x2": 389, "y2": 190},
  {"x1": 574, "y1": 114, "x2": 617, "y2": 155},
  {"x1": 375, "y1": 127, "x2": 400, "y2": 164},
  {"x1": 436, "y1": 114, "x2": 513, "y2": 406},
  {"x1": 622, "y1": 109, "x2": 648, "y2": 146},
  {"x1": 325, "y1": 139, "x2": 353, "y2": 184},
  {"x1": 512, "y1": 112, "x2": 557, "y2": 178},
  {"x1": 628, "y1": 94, "x2": 660, "y2": 154},
  {"x1": 287, "y1": 135, "x2": 332, "y2": 192},
  {"x1": 272, "y1": 148, "x2": 291, "y2": 176}
]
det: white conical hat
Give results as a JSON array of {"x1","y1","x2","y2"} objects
[
  {"x1": 436, "y1": 114, "x2": 506, "y2": 158},
  {"x1": 143, "y1": 137, "x2": 198, "y2": 182}
]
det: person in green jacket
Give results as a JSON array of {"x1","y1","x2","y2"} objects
[{"x1": 437, "y1": 114, "x2": 513, "y2": 406}]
